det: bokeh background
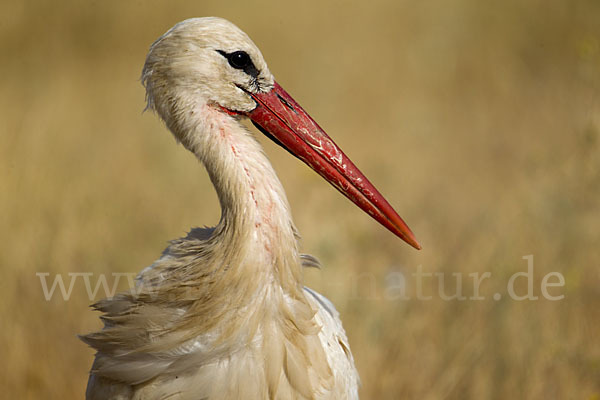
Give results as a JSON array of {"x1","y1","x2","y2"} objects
[{"x1": 2, "y1": 0, "x2": 599, "y2": 398}]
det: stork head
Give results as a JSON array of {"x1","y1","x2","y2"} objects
[
  {"x1": 142, "y1": 17, "x2": 421, "y2": 250},
  {"x1": 142, "y1": 17, "x2": 274, "y2": 125}
]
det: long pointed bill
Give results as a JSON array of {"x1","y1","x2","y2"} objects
[{"x1": 243, "y1": 81, "x2": 421, "y2": 250}]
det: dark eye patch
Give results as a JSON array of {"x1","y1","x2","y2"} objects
[{"x1": 217, "y1": 50, "x2": 260, "y2": 79}]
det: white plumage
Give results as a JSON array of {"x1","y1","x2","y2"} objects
[{"x1": 83, "y1": 16, "x2": 419, "y2": 400}]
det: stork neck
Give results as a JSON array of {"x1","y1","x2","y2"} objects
[{"x1": 187, "y1": 105, "x2": 302, "y2": 285}]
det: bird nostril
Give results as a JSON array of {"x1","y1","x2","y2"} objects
[{"x1": 276, "y1": 93, "x2": 298, "y2": 115}]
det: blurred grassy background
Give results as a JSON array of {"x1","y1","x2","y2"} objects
[{"x1": 1, "y1": 0, "x2": 599, "y2": 398}]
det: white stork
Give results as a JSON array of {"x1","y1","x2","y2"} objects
[{"x1": 82, "y1": 17, "x2": 420, "y2": 400}]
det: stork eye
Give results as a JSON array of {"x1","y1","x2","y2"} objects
[
  {"x1": 229, "y1": 51, "x2": 250, "y2": 69},
  {"x1": 217, "y1": 50, "x2": 260, "y2": 79}
]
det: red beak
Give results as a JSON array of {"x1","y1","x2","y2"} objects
[{"x1": 244, "y1": 81, "x2": 421, "y2": 250}]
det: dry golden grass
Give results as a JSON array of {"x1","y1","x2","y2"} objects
[{"x1": 1, "y1": 0, "x2": 599, "y2": 398}]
